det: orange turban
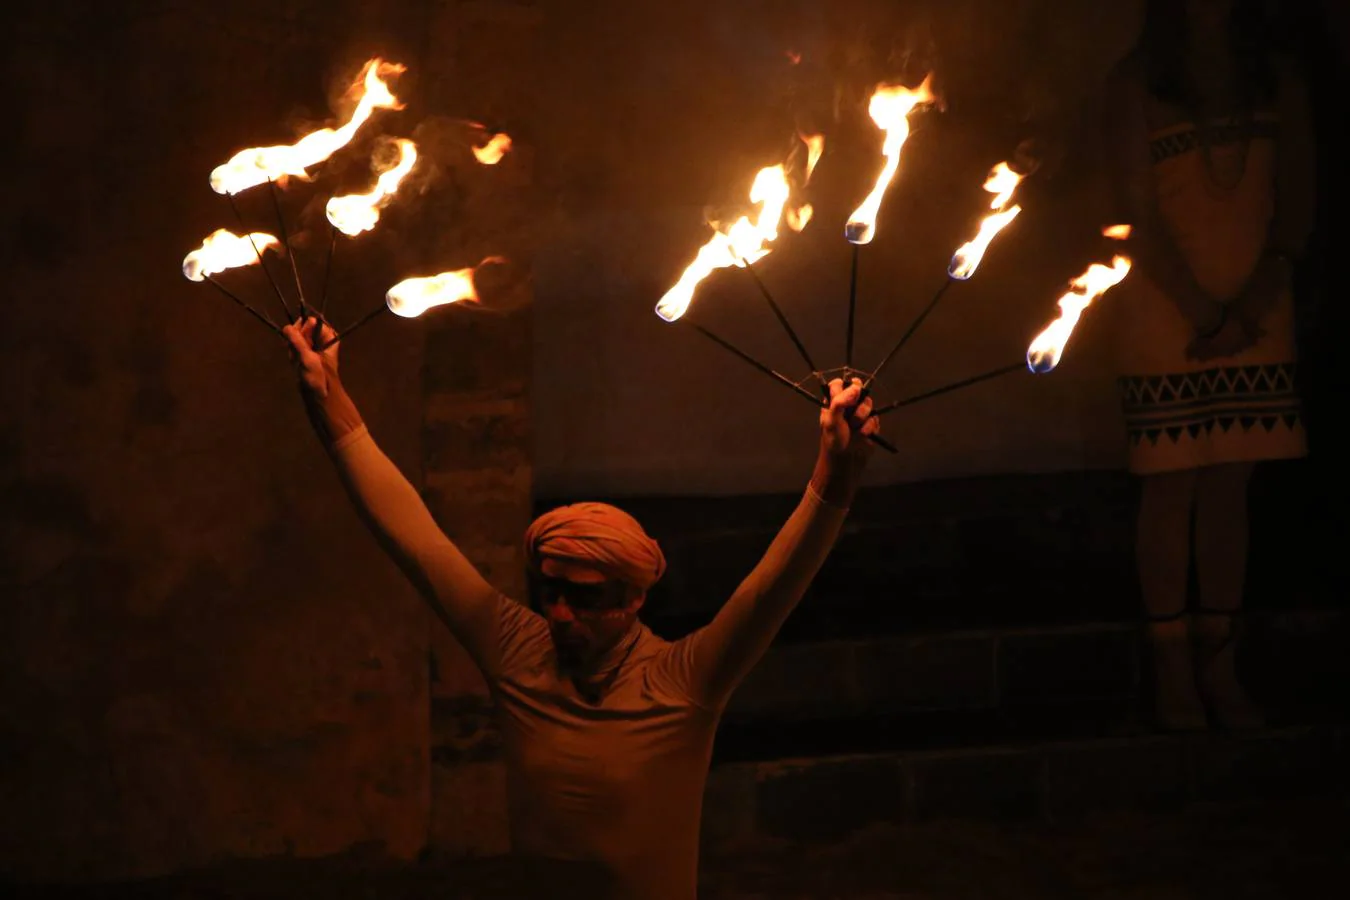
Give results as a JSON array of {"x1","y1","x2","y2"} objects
[{"x1": 524, "y1": 502, "x2": 667, "y2": 590}]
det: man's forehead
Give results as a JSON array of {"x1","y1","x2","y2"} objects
[{"x1": 537, "y1": 558, "x2": 610, "y2": 584}]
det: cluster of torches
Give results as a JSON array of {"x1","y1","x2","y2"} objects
[
  {"x1": 656, "y1": 75, "x2": 1133, "y2": 452},
  {"x1": 181, "y1": 58, "x2": 512, "y2": 347},
  {"x1": 186, "y1": 60, "x2": 1132, "y2": 453}
]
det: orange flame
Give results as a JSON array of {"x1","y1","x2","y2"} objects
[
  {"x1": 655, "y1": 165, "x2": 793, "y2": 322},
  {"x1": 949, "y1": 207, "x2": 1022, "y2": 280},
  {"x1": 948, "y1": 161, "x2": 1026, "y2": 279},
  {"x1": 385, "y1": 256, "x2": 505, "y2": 318},
  {"x1": 325, "y1": 139, "x2": 419, "y2": 236},
  {"x1": 786, "y1": 204, "x2": 814, "y2": 232},
  {"x1": 781, "y1": 133, "x2": 824, "y2": 233},
  {"x1": 983, "y1": 162, "x2": 1022, "y2": 210},
  {"x1": 1027, "y1": 255, "x2": 1132, "y2": 373},
  {"x1": 182, "y1": 228, "x2": 280, "y2": 281},
  {"x1": 209, "y1": 58, "x2": 406, "y2": 195},
  {"x1": 801, "y1": 133, "x2": 824, "y2": 181},
  {"x1": 1103, "y1": 223, "x2": 1132, "y2": 239},
  {"x1": 472, "y1": 132, "x2": 512, "y2": 165},
  {"x1": 845, "y1": 75, "x2": 936, "y2": 244}
]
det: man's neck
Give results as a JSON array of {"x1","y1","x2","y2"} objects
[{"x1": 562, "y1": 622, "x2": 642, "y2": 680}]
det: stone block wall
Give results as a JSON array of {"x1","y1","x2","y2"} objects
[
  {"x1": 5, "y1": 0, "x2": 1348, "y2": 885},
  {"x1": 1, "y1": 0, "x2": 478, "y2": 881},
  {"x1": 418, "y1": 0, "x2": 541, "y2": 859},
  {"x1": 701, "y1": 724, "x2": 1347, "y2": 850}
]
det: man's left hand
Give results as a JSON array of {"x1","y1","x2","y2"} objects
[{"x1": 820, "y1": 377, "x2": 880, "y2": 459}]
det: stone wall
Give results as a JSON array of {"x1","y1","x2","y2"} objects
[
  {"x1": 521, "y1": 0, "x2": 1349, "y2": 499},
  {"x1": 417, "y1": 0, "x2": 540, "y2": 858},
  {"x1": 528, "y1": 0, "x2": 1142, "y2": 497},
  {"x1": 4, "y1": 0, "x2": 1347, "y2": 885},
  {"x1": 1, "y1": 0, "x2": 467, "y2": 881},
  {"x1": 1, "y1": 0, "x2": 542, "y2": 878}
]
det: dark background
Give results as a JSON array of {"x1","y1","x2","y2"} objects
[{"x1": 3, "y1": 0, "x2": 1347, "y2": 889}]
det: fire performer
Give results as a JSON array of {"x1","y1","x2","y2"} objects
[
  {"x1": 281, "y1": 317, "x2": 879, "y2": 900},
  {"x1": 1106, "y1": 0, "x2": 1313, "y2": 730}
]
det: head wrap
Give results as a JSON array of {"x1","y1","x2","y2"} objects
[{"x1": 524, "y1": 502, "x2": 666, "y2": 590}]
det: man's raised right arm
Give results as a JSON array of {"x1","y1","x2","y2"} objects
[{"x1": 285, "y1": 319, "x2": 503, "y2": 675}]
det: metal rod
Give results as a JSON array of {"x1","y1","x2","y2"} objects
[
  {"x1": 684, "y1": 320, "x2": 821, "y2": 404},
  {"x1": 227, "y1": 190, "x2": 293, "y2": 324},
  {"x1": 860, "y1": 428, "x2": 897, "y2": 453},
  {"x1": 846, "y1": 244, "x2": 859, "y2": 368},
  {"x1": 267, "y1": 176, "x2": 308, "y2": 319},
  {"x1": 202, "y1": 275, "x2": 283, "y2": 336},
  {"x1": 312, "y1": 226, "x2": 340, "y2": 351},
  {"x1": 319, "y1": 225, "x2": 338, "y2": 319},
  {"x1": 317, "y1": 302, "x2": 390, "y2": 351},
  {"x1": 681, "y1": 320, "x2": 897, "y2": 453},
  {"x1": 866, "y1": 277, "x2": 953, "y2": 388},
  {"x1": 739, "y1": 259, "x2": 825, "y2": 392},
  {"x1": 872, "y1": 362, "x2": 1024, "y2": 416}
]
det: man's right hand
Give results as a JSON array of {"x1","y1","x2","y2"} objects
[
  {"x1": 283, "y1": 317, "x2": 340, "y2": 399},
  {"x1": 283, "y1": 317, "x2": 364, "y2": 444}
]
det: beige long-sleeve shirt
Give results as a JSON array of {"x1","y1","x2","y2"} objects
[{"x1": 329, "y1": 425, "x2": 850, "y2": 899}]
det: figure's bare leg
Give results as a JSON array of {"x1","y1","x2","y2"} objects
[
  {"x1": 1138, "y1": 469, "x2": 1207, "y2": 730},
  {"x1": 1193, "y1": 461, "x2": 1264, "y2": 729}
]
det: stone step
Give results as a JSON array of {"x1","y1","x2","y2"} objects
[
  {"x1": 722, "y1": 621, "x2": 1140, "y2": 724},
  {"x1": 714, "y1": 610, "x2": 1347, "y2": 752},
  {"x1": 541, "y1": 457, "x2": 1339, "y2": 639},
  {"x1": 562, "y1": 469, "x2": 1140, "y2": 636},
  {"x1": 700, "y1": 724, "x2": 1350, "y2": 852},
  {"x1": 1, "y1": 855, "x2": 609, "y2": 899},
  {"x1": 428, "y1": 611, "x2": 1348, "y2": 768}
]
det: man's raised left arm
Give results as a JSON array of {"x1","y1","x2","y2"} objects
[{"x1": 663, "y1": 378, "x2": 878, "y2": 708}]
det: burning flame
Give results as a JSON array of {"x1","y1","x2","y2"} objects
[
  {"x1": 984, "y1": 162, "x2": 1022, "y2": 210},
  {"x1": 655, "y1": 165, "x2": 794, "y2": 322},
  {"x1": 1103, "y1": 223, "x2": 1132, "y2": 239},
  {"x1": 1026, "y1": 255, "x2": 1132, "y2": 373},
  {"x1": 182, "y1": 228, "x2": 280, "y2": 281},
  {"x1": 845, "y1": 75, "x2": 936, "y2": 245},
  {"x1": 786, "y1": 205, "x2": 813, "y2": 232},
  {"x1": 385, "y1": 256, "x2": 505, "y2": 318},
  {"x1": 326, "y1": 138, "x2": 419, "y2": 236},
  {"x1": 779, "y1": 133, "x2": 825, "y2": 234},
  {"x1": 802, "y1": 133, "x2": 824, "y2": 181},
  {"x1": 472, "y1": 133, "x2": 512, "y2": 165},
  {"x1": 949, "y1": 161, "x2": 1026, "y2": 280},
  {"x1": 209, "y1": 58, "x2": 406, "y2": 195}
]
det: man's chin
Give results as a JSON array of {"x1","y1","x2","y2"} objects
[{"x1": 552, "y1": 634, "x2": 589, "y2": 660}]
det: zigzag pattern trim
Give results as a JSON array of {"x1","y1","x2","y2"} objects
[
  {"x1": 1118, "y1": 363, "x2": 1302, "y2": 446},
  {"x1": 1149, "y1": 120, "x2": 1279, "y2": 165}
]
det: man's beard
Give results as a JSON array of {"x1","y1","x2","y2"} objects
[{"x1": 552, "y1": 630, "x2": 593, "y2": 670}]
